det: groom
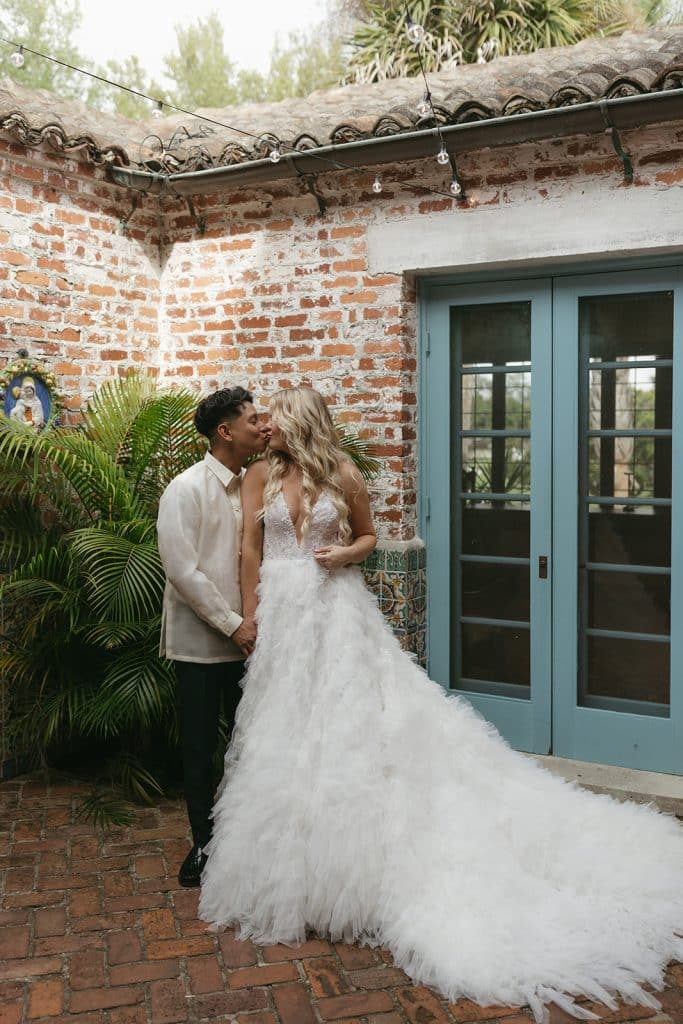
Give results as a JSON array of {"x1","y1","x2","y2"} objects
[{"x1": 157, "y1": 386, "x2": 268, "y2": 887}]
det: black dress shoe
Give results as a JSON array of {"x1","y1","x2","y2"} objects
[{"x1": 178, "y1": 844, "x2": 207, "y2": 887}]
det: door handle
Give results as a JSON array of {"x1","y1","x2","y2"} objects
[{"x1": 538, "y1": 555, "x2": 548, "y2": 579}]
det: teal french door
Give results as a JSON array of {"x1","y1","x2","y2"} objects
[{"x1": 423, "y1": 268, "x2": 683, "y2": 775}]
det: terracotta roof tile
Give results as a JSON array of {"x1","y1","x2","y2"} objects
[{"x1": 0, "y1": 27, "x2": 681, "y2": 174}]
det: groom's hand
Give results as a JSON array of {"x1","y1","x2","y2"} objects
[{"x1": 232, "y1": 616, "x2": 257, "y2": 657}]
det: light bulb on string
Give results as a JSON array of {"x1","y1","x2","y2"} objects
[
  {"x1": 449, "y1": 178, "x2": 462, "y2": 197},
  {"x1": 416, "y1": 92, "x2": 431, "y2": 118},
  {"x1": 9, "y1": 46, "x2": 25, "y2": 69},
  {"x1": 151, "y1": 100, "x2": 163, "y2": 119},
  {"x1": 436, "y1": 146, "x2": 450, "y2": 166},
  {"x1": 269, "y1": 144, "x2": 282, "y2": 164},
  {"x1": 372, "y1": 174, "x2": 382, "y2": 194},
  {"x1": 406, "y1": 17, "x2": 425, "y2": 45}
]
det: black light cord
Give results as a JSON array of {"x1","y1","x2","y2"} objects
[
  {"x1": 0, "y1": 32, "x2": 464, "y2": 203},
  {"x1": 403, "y1": 3, "x2": 464, "y2": 196}
]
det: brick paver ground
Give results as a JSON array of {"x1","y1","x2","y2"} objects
[{"x1": 1, "y1": 774, "x2": 681, "y2": 1024}]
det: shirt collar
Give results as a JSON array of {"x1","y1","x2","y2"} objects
[{"x1": 204, "y1": 451, "x2": 244, "y2": 490}]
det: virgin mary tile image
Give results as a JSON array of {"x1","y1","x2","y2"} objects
[{"x1": 4, "y1": 375, "x2": 50, "y2": 428}]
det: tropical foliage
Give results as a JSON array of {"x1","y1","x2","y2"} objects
[
  {"x1": 0, "y1": 376, "x2": 201, "y2": 816},
  {"x1": 0, "y1": 375, "x2": 378, "y2": 818},
  {"x1": 345, "y1": 0, "x2": 683, "y2": 82}
]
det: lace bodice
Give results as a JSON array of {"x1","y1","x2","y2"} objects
[{"x1": 263, "y1": 491, "x2": 340, "y2": 561}]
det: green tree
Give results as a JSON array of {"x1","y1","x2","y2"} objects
[
  {"x1": 247, "y1": 26, "x2": 347, "y2": 102},
  {"x1": 161, "y1": 11, "x2": 240, "y2": 109},
  {"x1": 0, "y1": 0, "x2": 86, "y2": 99},
  {"x1": 87, "y1": 55, "x2": 160, "y2": 120}
]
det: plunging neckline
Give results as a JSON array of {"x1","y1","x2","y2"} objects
[{"x1": 278, "y1": 490, "x2": 324, "y2": 548}]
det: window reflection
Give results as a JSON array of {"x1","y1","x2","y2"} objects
[
  {"x1": 579, "y1": 291, "x2": 673, "y2": 712},
  {"x1": 451, "y1": 301, "x2": 533, "y2": 697}
]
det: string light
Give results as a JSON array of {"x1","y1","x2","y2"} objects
[
  {"x1": 0, "y1": 33, "x2": 467, "y2": 205},
  {"x1": 372, "y1": 174, "x2": 382, "y2": 194},
  {"x1": 416, "y1": 92, "x2": 432, "y2": 118},
  {"x1": 406, "y1": 15, "x2": 426, "y2": 45},
  {"x1": 9, "y1": 45, "x2": 24, "y2": 69},
  {"x1": 403, "y1": 3, "x2": 466, "y2": 200}
]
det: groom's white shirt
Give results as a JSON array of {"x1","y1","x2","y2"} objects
[{"x1": 157, "y1": 451, "x2": 245, "y2": 663}]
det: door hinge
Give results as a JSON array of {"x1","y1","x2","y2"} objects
[
  {"x1": 425, "y1": 496, "x2": 431, "y2": 521},
  {"x1": 426, "y1": 331, "x2": 431, "y2": 356},
  {"x1": 538, "y1": 555, "x2": 548, "y2": 579}
]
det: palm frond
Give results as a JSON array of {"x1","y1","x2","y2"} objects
[
  {"x1": 77, "y1": 620, "x2": 159, "y2": 650},
  {"x1": 337, "y1": 429, "x2": 381, "y2": 479},
  {"x1": 106, "y1": 751, "x2": 165, "y2": 804},
  {"x1": 79, "y1": 642, "x2": 176, "y2": 737},
  {"x1": 128, "y1": 391, "x2": 205, "y2": 510},
  {"x1": 0, "y1": 493, "x2": 51, "y2": 566},
  {"x1": 69, "y1": 525, "x2": 164, "y2": 623},
  {"x1": 75, "y1": 790, "x2": 134, "y2": 829},
  {"x1": 80, "y1": 373, "x2": 158, "y2": 462}
]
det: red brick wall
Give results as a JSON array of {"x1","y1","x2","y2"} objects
[
  {"x1": 159, "y1": 186, "x2": 418, "y2": 538},
  {"x1": 0, "y1": 120, "x2": 680, "y2": 535},
  {"x1": 0, "y1": 139, "x2": 161, "y2": 423},
  {"x1": 157, "y1": 121, "x2": 682, "y2": 538}
]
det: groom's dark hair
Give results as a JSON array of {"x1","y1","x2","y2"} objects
[{"x1": 195, "y1": 386, "x2": 254, "y2": 440}]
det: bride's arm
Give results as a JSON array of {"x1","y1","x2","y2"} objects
[
  {"x1": 314, "y1": 460, "x2": 377, "y2": 570},
  {"x1": 240, "y1": 459, "x2": 268, "y2": 619}
]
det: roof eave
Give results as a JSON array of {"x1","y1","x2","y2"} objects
[{"x1": 109, "y1": 88, "x2": 683, "y2": 196}]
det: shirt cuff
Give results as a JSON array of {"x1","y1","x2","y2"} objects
[{"x1": 225, "y1": 611, "x2": 244, "y2": 637}]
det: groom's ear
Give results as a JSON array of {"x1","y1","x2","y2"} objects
[{"x1": 216, "y1": 419, "x2": 233, "y2": 442}]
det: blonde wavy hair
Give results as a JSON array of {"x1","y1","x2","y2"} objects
[{"x1": 262, "y1": 387, "x2": 353, "y2": 543}]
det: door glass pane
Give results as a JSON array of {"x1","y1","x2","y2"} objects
[
  {"x1": 586, "y1": 636, "x2": 669, "y2": 706},
  {"x1": 588, "y1": 570, "x2": 670, "y2": 635},
  {"x1": 462, "y1": 563, "x2": 530, "y2": 621},
  {"x1": 588, "y1": 505, "x2": 671, "y2": 566},
  {"x1": 461, "y1": 437, "x2": 530, "y2": 495},
  {"x1": 462, "y1": 371, "x2": 531, "y2": 430},
  {"x1": 462, "y1": 505, "x2": 530, "y2": 559},
  {"x1": 587, "y1": 438, "x2": 671, "y2": 499},
  {"x1": 461, "y1": 623, "x2": 530, "y2": 687},
  {"x1": 452, "y1": 301, "x2": 532, "y2": 697},
  {"x1": 458, "y1": 302, "x2": 530, "y2": 366},
  {"x1": 585, "y1": 292, "x2": 672, "y2": 361},
  {"x1": 579, "y1": 291, "x2": 673, "y2": 714}
]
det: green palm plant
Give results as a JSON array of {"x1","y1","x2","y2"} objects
[
  {"x1": 0, "y1": 375, "x2": 205, "y2": 812},
  {"x1": 345, "y1": 0, "x2": 671, "y2": 83},
  {"x1": 0, "y1": 375, "x2": 379, "y2": 818}
]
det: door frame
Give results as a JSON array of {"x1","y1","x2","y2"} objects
[
  {"x1": 421, "y1": 278, "x2": 552, "y2": 754},
  {"x1": 420, "y1": 262, "x2": 683, "y2": 774},
  {"x1": 551, "y1": 266, "x2": 683, "y2": 774}
]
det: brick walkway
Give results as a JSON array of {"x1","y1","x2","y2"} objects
[{"x1": 1, "y1": 776, "x2": 681, "y2": 1024}]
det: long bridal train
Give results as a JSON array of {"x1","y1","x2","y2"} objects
[{"x1": 199, "y1": 492, "x2": 683, "y2": 1023}]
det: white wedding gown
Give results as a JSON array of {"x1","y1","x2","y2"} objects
[{"x1": 199, "y1": 491, "x2": 683, "y2": 1022}]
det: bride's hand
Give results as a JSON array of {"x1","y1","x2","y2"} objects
[{"x1": 314, "y1": 545, "x2": 349, "y2": 571}]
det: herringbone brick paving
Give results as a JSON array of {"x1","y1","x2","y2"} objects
[{"x1": 1, "y1": 775, "x2": 681, "y2": 1024}]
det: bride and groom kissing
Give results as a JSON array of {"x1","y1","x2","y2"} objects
[{"x1": 157, "y1": 383, "x2": 683, "y2": 1023}]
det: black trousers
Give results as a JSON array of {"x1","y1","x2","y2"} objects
[{"x1": 175, "y1": 659, "x2": 244, "y2": 849}]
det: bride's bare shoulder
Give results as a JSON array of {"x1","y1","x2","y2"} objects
[{"x1": 243, "y1": 458, "x2": 269, "y2": 489}]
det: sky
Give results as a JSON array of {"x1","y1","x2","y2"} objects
[{"x1": 74, "y1": 0, "x2": 330, "y2": 80}]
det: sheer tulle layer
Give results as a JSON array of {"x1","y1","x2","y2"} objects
[{"x1": 199, "y1": 558, "x2": 683, "y2": 1022}]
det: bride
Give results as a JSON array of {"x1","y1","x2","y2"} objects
[{"x1": 199, "y1": 386, "x2": 683, "y2": 1022}]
